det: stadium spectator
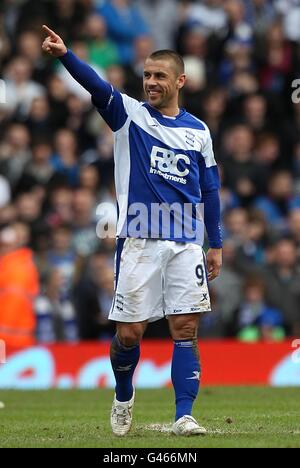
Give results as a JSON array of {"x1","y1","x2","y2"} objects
[
  {"x1": 218, "y1": 38, "x2": 254, "y2": 86},
  {"x1": 105, "y1": 63, "x2": 126, "y2": 92},
  {"x1": 288, "y1": 209, "x2": 300, "y2": 251},
  {"x1": 50, "y1": 128, "x2": 80, "y2": 186},
  {"x1": 181, "y1": 56, "x2": 206, "y2": 119},
  {"x1": 253, "y1": 170, "x2": 300, "y2": 232},
  {"x1": 211, "y1": 240, "x2": 243, "y2": 335},
  {"x1": 223, "y1": 207, "x2": 249, "y2": 245},
  {"x1": 26, "y1": 96, "x2": 53, "y2": 140},
  {"x1": 0, "y1": 21, "x2": 11, "y2": 66},
  {"x1": 74, "y1": 250, "x2": 115, "y2": 339},
  {"x1": 0, "y1": 175, "x2": 11, "y2": 208},
  {"x1": 0, "y1": 124, "x2": 31, "y2": 191},
  {"x1": 84, "y1": 13, "x2": 120, "y2": 70},
  {"x1": 46, "y1": 75, "x2": 70, "y2": 130},
  {"x1": 46, "y1": 224, "x2": 79, "y2": 299},
  {"x1": 71, "y1": 188, "x2": 100, "y2": 256},
  {"x1": 243, "y1": 0, "x2": 275, "y2": 36},
  {"x1": 224, "y1": 0, "x2": 253, "y2": 46},
  {"x1": 137, "y1": 0, "x2": 179, "y2": 50},
  {"x1": 274, "y1": 0, "x2": 300, "y2": 42},
  {"x1": 242, "y1": 93, "x2": 270, "y2": 133},
  {"x1": 3, "y1": 56, "x2": 45, "y2": 118},
  {"x1": 21, "y1": 140, "x2": 56, "y2": 187},
  {"x1": 47, "y1": 185, "x2": 74, "y2": 226},
  {"x1": 219, "y1": 171, "x2": 241, "y2": 215},
  {"x1": 293, "y1": 140, "x2": 300, "y2": 183},
  {"x1": 65, "y1": 94, "x2": 97, "y2": 151},
  {"x1": 97, "y1": 0, "x2": 150, "y2": 65},
  {"x1": 259, "y1": 21, "x2": 294, "y2": 94},
  {"x1": 16, "y1": 30, "x2": 52, "y2": 84},
  {"x1": 35, "y1": 268, "x2": 78, "y2": 343},
  {"x1": 183, "y1": 0, "x2": 227, "y2": 37},
  {"x1": 201, "y1": 87, "x2": 228, "y2": 148},
  {"x1": 180, "y1": 24, "x2": 208, "y2": 61},
  {"x1": 222, "y1": 125, "x2": 258, "y2": 204},
  {"x1": 236, "y1": 275, "x2": 285, "y2": 342},
  {"x1": 233, "y1": 209, "x2": 270, "y2": 274},
  {"x1": 263, "y1": 238, "x2": 300, "y2": 335},
  {"x1": 0, "y1": 222, "x2": 39, "y2": 347},
  {"x1": 79, "y1": 164, "x2": 101, "y2": 196}
]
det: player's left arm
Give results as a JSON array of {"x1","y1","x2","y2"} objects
[
  {"x1": 200, "y1": 129, "x2": 223, "y2": 281},
  {"x1": 203, "y1": 190, "x2": 222, "y2": 281}
]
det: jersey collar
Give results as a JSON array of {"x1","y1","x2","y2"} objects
[{"x1": 143, "y1": 102, "x2": 186, "y2": 121}]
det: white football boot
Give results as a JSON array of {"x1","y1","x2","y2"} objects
[
  {"x1": 172, "y1": 415, "x2": 207, "y2": 436},
  {"x1": 110, "y1": 389, "x2": 135, "y2": 436}
]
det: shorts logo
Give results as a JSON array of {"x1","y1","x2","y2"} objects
[
  {"x1": 116, "y1": 294, "x2": 124, "y2": 312},
  {"x1": 150, "y1": 146, "x2": 190, "y2": 184},
  {"x1": 200, "y1": 294, "x2": 208, "y2": 302}
]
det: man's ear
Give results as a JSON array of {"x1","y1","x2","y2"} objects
[{"x1": 177, "y1": 74, "x2": 186, "y2": 90}]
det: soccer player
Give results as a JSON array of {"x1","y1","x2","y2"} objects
[{"x1": 42, "y1": 25, "x2": 222, "y2": 437}]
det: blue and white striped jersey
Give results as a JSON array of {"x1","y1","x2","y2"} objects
[{"x1": 97, "y1": 89, "x2": 220, "y2": 244}]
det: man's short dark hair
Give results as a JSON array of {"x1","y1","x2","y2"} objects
[{"x1": 148, "y1": 50, "x2": 185, "y2": 76}]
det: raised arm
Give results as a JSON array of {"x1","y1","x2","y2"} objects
[{"x1": 42, "y1": 25, "x2": 112, "y2": 109}]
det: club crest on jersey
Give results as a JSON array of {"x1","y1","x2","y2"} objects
[{"x1": 150, "y1": 146, "x2": 190, "y2": 184}]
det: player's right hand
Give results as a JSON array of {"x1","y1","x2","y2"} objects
[{"x1": 42, "y1": 25, "x2": 67, "y2": 57}]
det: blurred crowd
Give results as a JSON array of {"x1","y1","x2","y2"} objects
[{"x1": 0, "y1": 0, "x2": 300, "y2": 346}]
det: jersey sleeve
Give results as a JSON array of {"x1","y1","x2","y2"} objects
[
  {"x1": 199, "y1": 127, "x2": 222, "y2": 249},
  {"x1": 96, "y1": 92, "x2": 142, "y2": 132},
  {"x1": 59, "y1": 49, "x2": 140, "y2": 132},
  {"x1": 199, "y1": 129, "x2": 221, "y2": 193}
]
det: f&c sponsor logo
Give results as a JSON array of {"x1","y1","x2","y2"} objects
[{"x1": 150, "y1": 146, "x2": 190, "y2": 184}]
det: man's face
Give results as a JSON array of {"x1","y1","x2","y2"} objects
[{"x1": 143, "y1": 58, "x2": 185, "y2": 110}]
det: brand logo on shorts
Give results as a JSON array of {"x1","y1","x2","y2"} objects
[
  {"x1": 150, "y1": 146, "x2": 190, "y2": 184},
  {"x1": 200, "y1": 294, "x2": 208, "y2": 302},
  {"x1": 186, "y1": 371, "x2": 200, "y2": 381}
]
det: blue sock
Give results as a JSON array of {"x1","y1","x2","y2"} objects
[
  {"x1": 110, "y1": 335, "x2": 140, "y2": 402},
  {"x1": 171, "y1": 339, "x2": 201, "y2": 421}
]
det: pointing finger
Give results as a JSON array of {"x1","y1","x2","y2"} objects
[{"x1": 42, "y1": 25, "x2": 57, "y2": 39}]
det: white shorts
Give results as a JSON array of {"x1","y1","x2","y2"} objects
[{"x1": 109, "y1": 238, "x2": 211, "y2": 323}]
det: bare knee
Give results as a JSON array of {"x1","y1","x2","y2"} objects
[
  {"x1": 169, "y1": 314, "x2": 200, "y2": 341},
  {"x1": 117, "y1": 322, "x2": 145, "y2": 347}
]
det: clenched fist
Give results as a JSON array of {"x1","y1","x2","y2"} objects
[{"x1": 42, "y1": 25, "x2": 67, "y2": 58}]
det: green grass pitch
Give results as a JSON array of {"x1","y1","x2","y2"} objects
[{"x1": 0, "y1": 387, "x2": 299, "y2": 448}]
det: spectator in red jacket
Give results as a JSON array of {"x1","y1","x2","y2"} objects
[{"x1": 0, "y1": 222, "x2": 39, "y2": 347}]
